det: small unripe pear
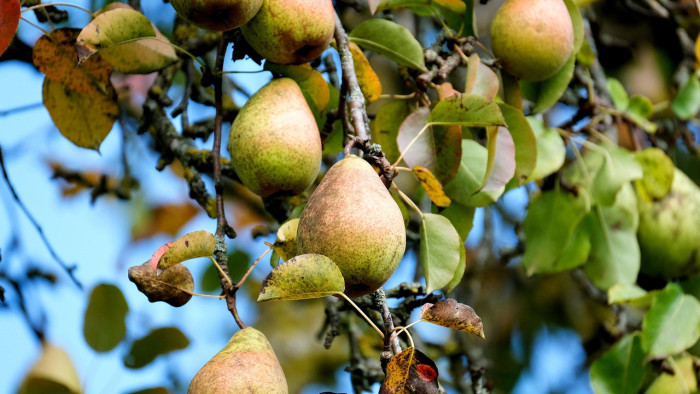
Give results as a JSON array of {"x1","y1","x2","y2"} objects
[
  {"x1": 297, "y1": 155, "x2": 406, "y2": 297},
  {"x1": 241, "y1": 0, "x2": 335, "y2": 64},
  {"x1": 228, "y1": 77, "x2": 321, "y2": 198},
  {"x1": 188, "y1": 327, "x2": 288, "y2": 394},
  {"x1": 638, "y1": 168, "x2": 700, "y2": 279},
  {"x1": 490, "y1": 0, "x2": 574, "y2": 81},
  {"x1": 169, "y1": 0, "x2": 263, "y2": 31}
]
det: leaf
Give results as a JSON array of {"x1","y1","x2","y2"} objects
[
  {"x1": 626, "y1": 95, "x2": 658, "y2": 133},
  {"x1": 258, "y1": 254, "x2": 345, "y2": 301},
  {"x1": 375, "y1": 0, "x2": 433, "y2": 17},
  {"x1": 496, "y1": 103, "x2": 537, "y2": 183},
  {"x1": 420, "y1": 213, "x2": 462, "y2": 293},
  {"x1": 432, "y1": 123, "x2": 462, "y2": 184},
  {"x1": 202, "y1": 249, "x2": 250, "y2": 291},
  {"x1": 590, "y1": 333, "x2": 645, "y2": 394},
  {"x1": 412, "y1": 166, "x2": 451, "y2": 208},
  {"x1": 349, "y1": 42, "x2": 382, "y2": 103},
  {"x1": 439, "y1": 202, "x2": 475, "y2": 241},
  {"x1": 521, "y1": 54, "x2": 576, "y2": 113},
  {"x1": 84, "y1": 283, "x2": 128, "y2": 352},
  {"x1": 445, "y1": 241, "x2": 466, "y2": 292},
  {"x1": 349, "y1": 19, "x2": 427, "y2": 71},
  {"x1": 607, "y1": 78, "x2": 630, "y2": 110},
  {"x1": 380, "y1": 347, "x2": 439, "y2": 394},
  {"x1": 18, "y1": 343, "x2": 81, "y2": 394},
  {"x1": 465, "y1": 53, "x2": 499, "y2": 100},
  {"x1": 673, "y1": 73, "x2": 700, "y2": 120},
  {"x1": 397, "y1": 107, "x2": 436, "y2": 170},
  {"x1": 607, "y1": 283, "x2": 647, "y2": 305},
  {"x1": 642, "y1": 283, "x2": 700, "y2": 360},
  {"x1": 563, "y1": 0, "x2": 584, "y2": 53},
  {"x1": 373, "y1": 100, "x2": 411, "y2": 163},
  {"x1": 420, "y1": 299, "x2": 484, "y2": 339},
  {"x1": 128, "y1": 262, "x2": 194, "y2": 307},
  {"x1": 428, "y1": 93, "x2": 506, "y2": 127},
  {"x1": 635, "y1": 148, "x2": 675, "y2": 200},
  {"x1": 433, "y1": 0, "x2": 466, "y2": 14},
  {"x1": 265, "y1": 63, "x2": 330, "y2": 111},
  {"x1": 131, "y1": 202, "x2": 200, "y2": 241},
  {"x1": 124, "y1": 327, "x2": 189, "y2": 369},
  {"x1": 43, "y1": 78, "x2": 119, "y2": 151},
  {"x1": 0, "y1": 0, "x2": 20, "y2": 58},
  {"x1": 479, "y1": 126, "x2": 516, "y2": 192},
  {"x1": 527, "y1": 117, "x2": 566, "y2": 181},
  {"x1": 645, "y1": 355, "x2": 699, "y2": 394},
  {"x1": 126, "y1": 387, "x2": 169, "y2": 394},
  {"x1": 443, "y1": 140, "x2": 505, "y2": 207},
  {"x1": 522, "y1": 189, "x2": 590, "y2": 275},
  {"x1": 271, "y1": 218, "x2": 299, "y2": 262},
  {"x1": 154, "y1": 230, "x2": 216, "y2": 270}
]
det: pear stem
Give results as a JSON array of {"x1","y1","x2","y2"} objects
[
  {"x1": 235, "y1": 246, "x2": 272, "y2": 289},
  {"x1": 208, "y1": 256, "x2": 233, "y2": 288},
  {"x1": 392, "y1": 183, "x2": 425, "y2": 220},
  {"x1": 334, "y1": 11, "x2": 369, "y2": 140},
  {"x1": 22, "y1": 3, "x2": 95, "y2": 17},
  {"x1": 390, "y1": 326, "x2": 415, "y2": 349},
  {"x1": 336, "y1": 292, "x2": 385, "y2": 338}
]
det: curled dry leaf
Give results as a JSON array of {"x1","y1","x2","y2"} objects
[
  {"x1": 152, "y1": 230, "x2": 216, "y2": 271},
  {"x1": 421, "y1": 298, "x2": 485, "y2": 339},
  {"x1": 128, "y1": 261, "x2": 194, "y2": 307},
  {"x1": 380, "y1": 347, "x2": 439, "y2": 394}
]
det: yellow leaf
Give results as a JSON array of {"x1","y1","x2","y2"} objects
[
  {"x1": 42, "y1": 78, "x2": 118, "y2": 151},
  {"x1": 154, "y1": 230, "x2": 216, "y2": 270},
  {"x1": 433, "y1": 0, "x2": 466, "y2": 14},
  {"x1": 412, "y1": 166, "x2": 451, "y2": 208},
  {"x1": 349, "y1": 42, "x2": 382, "y2": 103},
  {"x1": 265, "y1": 63, "x2": 330, "y2": 111},
  {"x1": 696, "y1": 33, "x2": 700, "y2": 65},
  {"x1": 271, "y1": 218, "x2": 299, "y2": 262}
]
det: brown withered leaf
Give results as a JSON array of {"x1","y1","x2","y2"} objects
[
  {"x1": 380, "y1": 347, "x2": 439, "y2": 394},
  {"x1": 420, "y1": 298, "x2": 485, "y2": 339},
  {"x1": 128, "y1": 261, "x2": 193, "y2": 307}
]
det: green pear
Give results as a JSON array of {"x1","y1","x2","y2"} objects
[
  {"x1": 490, "y1": 0, "x2": 574, "y2": 82},
  {"x1": 228, "y1": 77, "x2": 321, "y2": 198},
  {"x1": 241, "y1": 0, "x2": 335, "y2": 64},
  {"x1": 188, "y1": 327, "x2": 288, "y2": 394},
  {"x1": 296, "y1": 155, "x2": 406, "y2": 297},
  {"x1": 638, "y1": 168, "x2": 700, "y2": 279},
  {"x1": 169, "y1": 0, "x2": 263, "y2": 31}
]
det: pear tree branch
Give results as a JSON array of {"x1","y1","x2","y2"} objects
[{"x1": 334, "y1": 12, "x2": 369, "y2": 141}]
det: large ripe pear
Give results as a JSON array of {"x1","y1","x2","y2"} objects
[
  {"x1": 241, "y1": 0, "x2": 335, "y2": 64},
  {"x1": 297, "y1": 155, "x2": 406, "y2": 297},
  {"x1": 169, "y1": 0, "x2": 263, "y2": 31},
  {"x1": 228, "y1": 77, "x2": 321, "y2": 198},
  {"x1": 638, "y1": 168, "x2": 700, "y2": 279},
  {"x1": 490, "y1": 0, "x2": 574, "y2": 81},
  {"x1": 188, "y1": 327, "x2": 288, "y2": 393}
]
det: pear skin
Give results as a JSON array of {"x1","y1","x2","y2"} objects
[
  {"x1": 490, "y1": 0, "x2": 574, "y2": 82},
  {"x1": 241, "y1": 0, "x2": 335, "y2": 64},
  {"x1": 169, "y1": 0, "x2": 263, "y2": 31},
  {"x1": 188, "y1": 327, "x2": 288, "y2": 394},
  {"x1": 296, "y1": 155, "x2": 406, "y2": 297},
  {"x1": 228, "y1": 77, "x2": 321, "y2": 198}
]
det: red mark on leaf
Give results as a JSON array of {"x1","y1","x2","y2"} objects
[
  {"x1": 416, "y1": 364, "x2": 437, "y2": 381},
  {"x1": 0, "y1": 0, "x2": 20, "y2": 57},
  {"x1": 150, "y1": 242, "x2": 173, "y2": 270}
]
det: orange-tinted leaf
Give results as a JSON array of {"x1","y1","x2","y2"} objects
[
  {"x1": 155, "y1": 230, "x2": 216, "y2": 270},
  {"x1": 0, "y1": 0, "x2": 19, "y2": 58},
  {"x1": 380, "y1": 347, "x2": 439, "y2": 394},
  {"x1": 420, "y1": 298, "x2": 485, "y2": 339},
  {"x1": 131, "y1": 202, "x2": 200, "y2": 241},
  {"x1": 349, "y1": 42, "x2": 382, "y2": 103},
  {"x1": 436, "y1": 82, "x2": 459, "y2": 99},
  {"x1": 465, "y1": 53, "x2": 499, "y2": 101},
  {"x1": 33, "y1": 28, "x2": 112, "y2": 94},
  {"x1": 413, "y1": 166, "x2": 451, "y2": 208},
  {"x1": 128, "y1": 262, "x2": 194, "y2": 307},
  {"x1": 42, "y1": 78, "x2": 118, "y2": 151}
]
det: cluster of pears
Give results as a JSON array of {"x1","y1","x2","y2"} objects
[
  {"x1": 169, "y1": 0, "x2": 335, "y2": 64},
  {"x1": 490, "y1": 0, "x2": 574, "y2": 81}
]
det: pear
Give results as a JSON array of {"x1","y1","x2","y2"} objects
[
  {"x1": 638, "y1": 168, "x2": 700, "y2": 279},
  {"x1": 241, "y1": 0, "x2": 335, "y2": 64},
  {"x1": 169, "y1": 0, "x2": 263, "y2": 31},
  {"x1": 296, "y1": 155, "x2": 406, "y2": 297},
  {"x1": 490, "y1": 0, "x2": 574, "y2": 82},
  {"x1": 228, "y1": 77, "x2": 321, "y2": 198},
  {"x1": 18, "y1": 343, "x2": 81, "y2": 394},
  {"x1": 188, "y1": 327, "x2": 288, "y2": 393}
]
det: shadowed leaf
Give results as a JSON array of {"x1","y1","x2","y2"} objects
[
  {"x1": 380, "y1": 347, "x2": 439, "y2": 394},
  {"x1": 465, "y1": 53, "x2": 499, "y2": 100},
  {"x1": 428, "y1": 93, "x2": 506, "y2": 127},
  {"x1": 258, "y1": 254, "x2": 345, "y2": 302},
  {"x1": 521, "y1": 54, "x2": 576, "y2": 113},
  {"x1": 128, "y1": 262, "x2": 193, "y2": 307},
  {"x1": 479, "y1": 126, "x2": 515, "y2": 192},
  {"x1": 421, "y1": 299, "x2": 484, "y2": 338},
  {"x1": 498, "y1": 103, "x2": 537, "y2": 184},
  {"x1": 124, "y1": 327, "x2": 189, "y2": 369},
  {"x1": 154, "y1": 230, "x2": 216, "y2": 270},
  {"x1": 84, "y1": 283, "x2": 128, "y2": 352}
]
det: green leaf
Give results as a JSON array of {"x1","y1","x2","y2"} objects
[
  {"x1": 201, "y1": 249, "x2": 250, "y2": 291},
  {"x1": 433, "y1": 123, "x2": 463, "y2": 184},
  {"x1": 443, "y1": 140, "x2": 505, "y2": 207},
  {"x1": 372, "y1": 100, "x2": 411, "y2": 163},
  {"x1": 590, "y1": 333, "x2": 645, "y2": 394},
  {"x1": 439, "y1": 201, "x2": 475, "y2": 241},
  {"x1": 672, "y1": 73, "x2": 700, "y2": 120},
  {"x1": 126, "y1": 387, "x2": 169, "y2": 394},
  {"x1": 521, "y1": 54, "x2": 576, "y2": 113},
  {"x1": 642, "y1": 283, "x2": 700, "y2": 360},
  {"x1": 635, "y1": 147, "x2": 675, "y2": 200},
  {"x1": 420, "y1": 213, "x2": 462, "y2": 293},
  {"x1": 349, "y1": 19, "x2": 426, "y2": 71},
  {"x1": 607, "y1": 283, "x2": 647, "y2": 304},
  {"x1": 84, "y1": 283, "x2": 128, "y2": 352},
  {"x1": 498, "y1": 103, "x2": 537, "y2": 184},
  {"x1": 428, "y1": 93, "x2": 506, "y2": 127},
  {"x1": 479, "y1": 126, "x2": 515, "y2": 192},
  {"x1": 607, "y1": 78, "x2": 630, "y2": 110},
  {"x1": 627, "y1": 95, "x2": 654, "y2": 119},
  {"x1": 563, "y1": 0, "x2": 584, "y2": 53},
  {"x1": 258, "y1": 254, "x2": 345, "y2": 301},
  {"x1": 445, "y1": 239, "x2": 466, "y2": 293},
  {"x1": 522, "y1": 189, "x2": 590, "y2": 275},
  {"x1": 124, "y1": 327, "x2": 189, "y2": 369},
  {"x1": 645, "y1": 356, "x2": 699, "y2": 394},
  {"x1": 527, "y1": 117, "x2": 566, "y2": 181},
  {"x1": 375, "y1": 0, "x2": 433, "y2": 15}
]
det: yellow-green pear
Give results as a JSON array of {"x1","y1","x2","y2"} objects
[
  {"x1": 188, "y1": 327, "x2": 288, "y2": 393},
  {"x1": 228, "y1": 77, "x2": 321, "y2": 198},
  {"x1": 638, "y1": 168, "x2": 700, "y2": 279},
  {"x1": 241, "y1": 0, "x2": 335, "y2": 64},
  {"x1": 18, "y1": 342, "x2": 81, "y2": 394},
  {"x1": 490, "y1": 0, "x2": 574, "y2": 81},
  {"x1": 169, "y1": 0, "x2": 263, "y2": 31},
  {"x1": 296, "y1": 155, "x2": 406, "y2": 297}
]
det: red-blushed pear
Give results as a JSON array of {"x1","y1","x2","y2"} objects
[
  {"x1": 296, "y1": 155, "x2": 406, "y2": 297},
  {"x1": 241, "y1": 0, "x2": 335, "y2": 64},
  {"x1": 188, "y1": 327, "x2": 288, "y2": 394},
  {"x1": 228, "y1": 77, "x2": 321, "y2": 198},
  {"x1": 490, "y1": 0, "x2": 574, "y2": 82},
  {"x1": 169, "y1": 0, "x2": 263, "y2": 31}
]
